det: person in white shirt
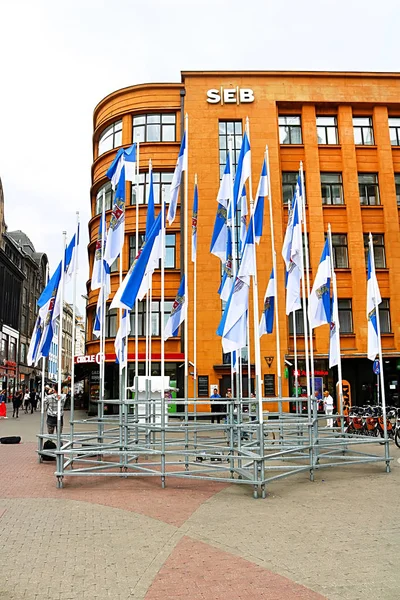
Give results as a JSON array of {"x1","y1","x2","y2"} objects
[{"x1": 323, "y1": 390, "x2": 334, "y2": 428}]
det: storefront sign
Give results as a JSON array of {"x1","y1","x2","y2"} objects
[
  {"x1": 75, "y1": 353, "x2": 101, "y2": 365},
  {"x1": 207, "y1": 87, "x2": 255, "y2": 105},
  {"x1": 293, "y1": 369, "x2": 328, "y2": 377}
]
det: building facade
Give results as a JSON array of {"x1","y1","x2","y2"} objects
[{"x1": 87, "y1": 71, "x2": 400, "y2": 407}]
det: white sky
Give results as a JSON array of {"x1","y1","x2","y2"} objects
[{"x1": 0, "y1": 0, "x2": 398, "y2": 311}]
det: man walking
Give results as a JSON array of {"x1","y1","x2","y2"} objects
[
  {"x1": 210, "y1": 387, "x2": 221, "y2": 424},
  {"x1": 323, "y1": 390, "x2": 334, "y2": 428},
  {"x1": 44, "y1": 387, "x2": 66, "y2": 434}
]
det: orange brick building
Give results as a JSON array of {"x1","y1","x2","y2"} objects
[{"x1": 87, "y1": 71, "x2": 400, "y2": 408}]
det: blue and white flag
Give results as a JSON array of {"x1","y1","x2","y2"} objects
[
  {"x1": 27, "y1": 314, "x2": 43, "y2": 366},
  {"x1": 115, "y1": 309, "x2": 131, "y2": 368},
  {"x1": 259, "y1": 270, "x2": 275, "y2": 336},
  {"x1": 217, "y1": 152, "x2": 232, "y2": 209},
  {"x1": 164, "y1": 276, "x2": 187, "y2": 340},
  {"x1": 36, "y1": 263, "x2": 62, "y2": 362},
  {"x1": 285, "y1": 192, "x2": 302, "y2": 315},
  {"x1": 167, "y1": 131, "x2": 187, "y2": 225},
  {"x1": 240, "y1": 186, "x2": 248, "y2": 253},
  {"x1": 308, "y1": 238, "x2": 331, "y2": 329},
  {"x1": 65, "y1": 226, "x2": 80, "y2": 284},
  {"x1": 192, "y1": 182, "x2": 198, "y2": 262},
  {"x1": 93, "y1": 285, "x2": 108, "y2": 339},
  {"x1": 106, "y1": 144, "x2": 137, "y2": 189},
  {"x1": 329, "y1": 289, "x2": 340, "y2": 368},
  {"x1": 232, "y1": 351, "x2": 238, "y2": 374},
  {"x1": 217, "y1": 276, "x2": 249, "y2": 354},
  {"x1": 210, "y1": 202, "x2": 228, "y2": 262},
  {"x1": 367, "y1": 243, "x2": 382, "y2": 361},
  {"x1": 233, "y1": 132, "x2": 251, "y2": 208},
  {"x1": 111, "y1": 210, "x2": 163, "y2": 311},
  {"x1": 219, "y1": 227, "x2": 233, "y2": 302},
  {"x1": 254, "y1": 159, "x2": 268, "y2": 244},
  {"x1": 238, "y1": 216, "x2": 256, "y2": 278},
  {"x1": 37, "y1": 260, "x2": 62, "y2": 309},
  {"x1": 91, "y1": 210, "x2": 110, "y2": 293},
  {"x1": 146, "y1": 164, "x2": 156, "y2": 239},
  {"x1": 104, "y1": 166, "x2": 126, "y2": 267}
]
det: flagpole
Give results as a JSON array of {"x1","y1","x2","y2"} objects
[
  {"x1": 227, "y1": 136, "x2": 238, "y2": 411},
  {"x1": 328, "y1": 224, "x2": 344, "y2": 431},
  {"x1": 161, "y1": 187, "x2": 166, "y2": 488},
  {"x1": 265, "y1": 147, "x2": 282, "y2": 401},
  {"x1": 184, "y1": 114, "x2": 189, "y2": 431},
  {"x1": 293, "y1": 312, "x2": 299, "y2": 412},
  {"x1": 70, "y1": 212, "x2": 79, "y2": 445},
  {"x1": 99, "y1": 190, "x2": 106, "y2": 442},
  {"x1": 135, "y1": 137, "x2": 140, "y2": 396},
  {"x1": 369, "y1": 233, "x2": 390, "y2": 471},
  {"x1": 193, "y1": 174, "x2": 198, "y2": 408},
  {"x1": 56, "y1": 231, "x2": 67, "y2": 479},
  {"x1": 38, "y1": 356, "x2": 46, "y2": 460}
]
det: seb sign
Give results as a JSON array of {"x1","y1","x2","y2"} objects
[{"x1": 207, "y1": 87, "x2": 255, "y2": 105}]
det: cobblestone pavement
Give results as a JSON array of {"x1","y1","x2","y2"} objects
[{"x1": 1, "y1": 409, "x2": 399, "y2": 599}]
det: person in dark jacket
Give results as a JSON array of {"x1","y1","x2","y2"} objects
[
  {"x1": 12, "y1": 389, "x2": 23, "y2": 418},
  {"x1": 29, "y1": 389, "x2": 38, "y2": 413}
]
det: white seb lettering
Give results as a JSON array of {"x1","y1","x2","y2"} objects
[{"x1": 206, "y1": 88, "x2": 255, "y2": 104}]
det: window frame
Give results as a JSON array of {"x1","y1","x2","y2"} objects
[
  {"x1": 129, "y1": 300, "x2": 174, "y2": 337},
  {"x1": 321, "y1": 172, "x2": 344, "y2": 205},
  {"x1": 282, "y1": 172, "x2": 305, "y2": 205},
  {"x1": 316, "y1": 116, "x2": 338, "y2": 145},
  {"x1": 358, "y1": 173, "x2": 380, "y2": 206},
  {"x1": 330, "y1": 233, "x2": 349, "y2": 268},
  {"x1": 131, "y1": 171, "x2": 174, "y2": 206},
  {"x1": 218, "y1": 120, "x2": 243, "y2": 179},
  {"x1": 132, "y1": 113, "x2": 176, "y2": 143},
  {"x1": 278, "y1": 115, "x2": 302, "y2": 145},
  {"x1": 98, "y1": 121, "x2": 122, "y2": 156},
  {"x1": 379, "y1": 299, "x2": 391, "y2": 334},
  {"x1": 353, "y1": 117, "x2": 374, "y2": 146},
  {"x1": 388, "y1": 117, "x2": 400, "y2": 146},
  {"x1": 338, "y1": 299, "x2": 353, "y2": 334},
  {"x1": 95, "y1": 182, "x2": 113, "y2": 215},
  {"x1": 394, "y1": 173, "x2": 400, "y2": 206},
  {"x1": 363, "y1": 234, "x2": 386, "y2": 268}
]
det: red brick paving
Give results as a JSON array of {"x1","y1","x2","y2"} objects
[
  {"x1": 0, "y1": 442, "x2": 227, "y2": 527},
  {"x1": 144, "y1": 536, "x2": 326, "y2": 599}
]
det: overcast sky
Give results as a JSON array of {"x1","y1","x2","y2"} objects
[{"x1": 0, "y1": 0, "x2": 398, "y2": 311}]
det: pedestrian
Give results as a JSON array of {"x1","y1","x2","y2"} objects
[
  {"x1": 29, "y1": 389, "x2": 38, "y2": 413},
  {"x1": 323, "y1": 390, "x2": 334, "y2": 428},
  {"x1": 23, "y1": 390, "x2": 30, "y2": 413},
  {"x1": 12, "y1": 389, "x2": 23, "y2": 418},
  {"x1": 0, "y1": 389, "x2": 6, "y2": 404},
  {"x1": 210, "y1": 387, "x2": 222, "y2": 424},
  {"x1": 44, "y1": 387, "x2": 66, "y2": 435}
]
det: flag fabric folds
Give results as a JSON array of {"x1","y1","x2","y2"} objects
[
  {"x1": 283, "y1": 191, "x2": 302, "y2": 315},
  {"x1": 93, "y1": 285, "x2": 107, "y2": 339},
  {"x1": 91, "y1": 210, "x2": 110, "y2": 294},
  {"x1": 239, "y1": 186, "x2": 247, "y2": 253},
  {"x1": 238, "y1": 217, "x2": 256, "y2": 278},
  {"x1": 164, "y1": 276, "x2": 187, "y2": 340},
  {"x1": 210, "y1": 203, "x2": 228, "y2": 262},
  {"x1": 104, "y1": 166, "x2": 126, "y2": 267},
  {"x1": 217, "y1": 275, "x2": 249, "y2": 354},
  {"x1": 65, "y1": 227, "x2": 80, "y2": 284},
  {"x1": 232, "y1": 351, "x2": 238, "y2": 374},
  {"x1": 232, "y1": 132, "x2": 251, "y2": 207},
  {"x1": 167, "y1": 132, "x2": 187, "y2": 225},
  {"x1": 329, "y1": 290, "x2": 340, "y2": 368},
  {"x1": 308, "y1": 238, "x2": 331, "y2": 329},
  {"x1": 27, "y1": 314, "x2": 43, "y2": 366},
  {"x1": 367, "y1": 244, "x2": 382, "y2": 361},
  {"x1": 36, "y1": 262, "x2": 62, "y2": 362},
  {"x1": 219, "y1": 227, "x2": 233, "y2": 302},
  {"x1": 192, "y1": 182, "x2": 198, "y2": 263},
  {"x1": 254, "y1": 159, "x2": 268, "y2": 244},
  {"x1": 111, "y1": 210, "x2": 163, "y2": 311},
  {"x1": 259, "y1": 270, "x2": 275, "y2": 336},
  {"x1": 216, "y1": 152, "x2": 231, "y2": 208},
  {"x1": 106, "y1": 144, "x2": 137, "y2": 189},
  {"x1": 115, "y1": 310, "x2": 131, "y2": 368},
  {"x1": 146, "y1": 164, "x2": 155, "y2": 238}
]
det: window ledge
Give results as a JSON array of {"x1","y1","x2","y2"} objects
[
  {"x1": 322, "y1": 204, "x2": 346, "y2": 208},
  {"x1": 355, "y1": 145, "x2": 377, "y2": 149},
  {"x1": 318, "y1": 144, "x2": 341, "y2": 149},
  {"x1": 334, "y1": 268, "x2": 351, "y2": 272},
  {"x1": 381, "y1": 333, "x2": 394, "y2": 337},
  {"x1": 360, "y1": 204, "x2": 383, "y2": 209},
  {"x1": 340, "y1": 333, "x2": 355, "y2": 337},
  {"x1": 280, "y1": 144, "x2": 304, "y2": 148}
]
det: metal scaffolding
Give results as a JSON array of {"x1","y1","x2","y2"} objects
[{"x1": 37, "y1": 389, "x2": 392, "y2": 499}]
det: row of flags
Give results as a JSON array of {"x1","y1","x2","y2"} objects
[{"x1": 27, "y1": 228, "x2": 80, "y2": 367}]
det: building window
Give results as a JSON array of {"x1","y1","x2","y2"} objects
[
  {"x1": 279, "y1": 116, "x2": 302, "y2": 145},
  {"x1": 129, "y1": 300, "x2": 173, "y2": 336},
  {"x1": 95, "y1": 182, "x2": 113, "y2": 215},
  {"x1": 133, "y1": 114, "x2": 176, "y2": 143},
  {"x1": 331, "y1": 234, "x2": 349, "y2": 268},
  {"x1": 129, "y1": 234, "x2": 146, "y2": 266},
  {"x1": 288, "y1": 301, "x2": 308, "y2": 336},
  {"x1": 321, "y1": 173, "x2": 344, "y2": 205},
  {"x1": 218, "y1": 120, "x2": 243, "y2": 178},
  {"x1": 353, "y1": 117, "x2": 374, "y2": 145},
  {"x1": 379, "y1": 299, "x2": 391, "y2": 333},
  {"x1": 110, "y1": 257, "x2": 119, "y2": 273},
  {"x1": 9, "y1": 338, "x2": 17, "y2": 361},
  {"x1": 389, "y1": 117, "x2": 400, "y2": 146},
  {"x1": 395, "y1": 174, "x2": 400, "y2": 205},
  {"x1": 131, "y1": 172, "x2": 173, "y2": 205},
  {"x1": 282, "y1": 172, "x2": 305, "y2": 205},
  {"x1": 0, "y1": 334, "x2": 8, "y2": 360},
  {"x1": 363, "y1": 234, "x2": 386, "y2": 268},
  {"x1": 20, "y1": 343, "x2": 26, "y2": 364},
  {"x1": 165, "y1": 234, "x2": 176, "y2": 269},
  {"x1": 359, "y1": 174, "x2": 380, "y2": 206},
  {"x1": 21, "y1": 313, "x2": 27, "y2": 335},
  {"x1": 316, "y1": 116, "x2": 338, "y2": 145},
  {"x1": 105, "y1": 308, "x2": 117, "y2": 338},
  {"x1": 338, "y1": 299, "x2": 353, "y2": 333},
  {"x1": 98, "y1": 121, "x2": 122, "y2": 156}
]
